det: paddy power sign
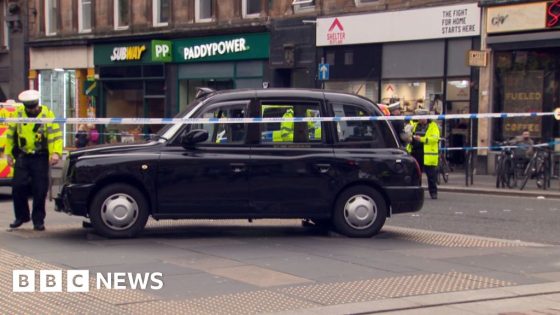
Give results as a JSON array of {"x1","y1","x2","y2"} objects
[{"x1": 173, "y1": 33, "x2": 269, "y2": 63}]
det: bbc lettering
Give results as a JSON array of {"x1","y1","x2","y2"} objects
[{"x1": 13, "y1": 270, "x2": 163, "y2": 292}]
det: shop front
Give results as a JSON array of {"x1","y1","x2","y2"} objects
[
  {"x1": 484, "y1": 1, "x2": 560, "y2": 144},
  {"x1": 94, "y1": 41, "x2": 167, "y2": 140},
  {"x1": 30, "y1": 46, "x2": 94, "y2": 147},
  {"x1": 317, "y1": 3, "x2": 481, "y2": 165},
  {"x1": 171, "y1": 32, "x2": 270, "y2": 111}
]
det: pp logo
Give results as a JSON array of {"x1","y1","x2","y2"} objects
[
  {"x1": 151, "y1": 40, "x2": 172, "y2": 62},
  {"x1": 13, "y1": 270, "x2": 89, "y2": 292}
]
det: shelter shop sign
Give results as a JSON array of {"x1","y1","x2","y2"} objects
[{"x1": 316, "y1": 3, "x2": 480, "y2": 46}]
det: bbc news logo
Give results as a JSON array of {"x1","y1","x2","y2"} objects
[{"x1": 13, "y1": 270, "x2": 164, "y2": 292}]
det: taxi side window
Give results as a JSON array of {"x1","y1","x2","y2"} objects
[
  {"x1": 259, "y1": 102, "x2": 322, "y2": 144},
  {"x1": 189, "y1": 104, "x2": 247, "y2": 145},
  {"x1": 332, "y1": 103, "x2": 386, "y2": 147}
]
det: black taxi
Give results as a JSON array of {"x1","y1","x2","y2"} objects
[{"x1": 55, "y1": 89, "x2": 423, "y2": 238}]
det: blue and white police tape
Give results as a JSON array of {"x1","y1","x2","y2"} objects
[{"x1": 0, "y1": 111, "x2": 557, "y2": 125}]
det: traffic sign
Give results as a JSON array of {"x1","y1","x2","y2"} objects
[
  {"x1": 318, "y1": 63, "x2": 329, "y2": 80},
  {"x1": 555, "y1": 107, "x2": 560, "y2": 120}
]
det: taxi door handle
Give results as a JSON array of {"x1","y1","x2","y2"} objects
[
  {"x1": 230, "y1": 163, "x2": 247, "y2": 173},
  {"x1": 314, "y1": 163, "x2": 331, "y2": 174}
]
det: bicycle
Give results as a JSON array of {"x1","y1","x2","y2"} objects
[
  {"x1": 494, "y1": 141, "x2": 517, "y2": 189},
  {"x1": 519, "y1": 146, "x2": 552, "y2": 190},
  {"x1": 437, "y1": 138, "x2": 451, "y2": 184}
]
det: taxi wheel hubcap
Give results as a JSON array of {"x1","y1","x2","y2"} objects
[
  {"x1": 100, "y1": 193, "x2": 139, "y2": 231},
  {"x1": 344, "y1": 194, "x2": 377, "y2": 230}
]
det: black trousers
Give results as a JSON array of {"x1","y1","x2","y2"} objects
[
  {"x1": 424, "y1": 165, "x2": 438, "y2": 196},
  {"x1": 12, "y1": 155, "x2": 49, "y2": 225}
]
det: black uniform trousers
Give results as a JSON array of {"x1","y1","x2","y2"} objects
[
  {"x1": 424, "y1": 166, "x2": 438, "y2": 197},
  {"x1": 12, "y1": 154, "x2": 50, "y2": 226}
]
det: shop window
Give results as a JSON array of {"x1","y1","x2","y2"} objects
[
  {"x1": 78, "y1": 0, "x2": 92, "y2": 32},
  {"x1": 195, "y1": 0, "x2": 213, "y2": 22},
  {"x1": 332, "y1": 103, "x2": 385, "y2": 147},
  {"x1": 190, "y1": 104, "x2": 248, "y2": 145},
  {"x1": 145, "y1": 80, "x2": 165, "y2": 96},
  {"x1": 45, "y1": 0, "x2": 57, "y2": 36},
  {"x1": 292, "y1": 0, "x2": 315, "y2": 12},
  {"x1": 114, "y1": 0, "x2": 129, "y2": 30},
  {"x1": 243, "y1": 0, "x2": 261, "y2": 18},
  {"x1": 100, "y1": 66, "x2": 142, "y2": 78},
  {"x1": 153, "y1": 0, "x2": 169, "y2": 27},
  {"x1": 143, "y1": 65, "x2": 165, "y2": 78},
  {"x1": 259, "y1": 102, "x2": 322, "y2": 144},
  {"x1": 380, "y1": 79, "x2": 443, "y2": 114},
  {"x1": 326, "y1": 52, "x2": 335, "y2": 65},
  {"x1": 344, "y1": 51, "x2": 353, "y2": 65},
  {"x1": 324, "y1": 81, "x2": 378, "y2": 102},
  {"x1": 354, "y1": 0, "x2": 378, "y2": 6}
]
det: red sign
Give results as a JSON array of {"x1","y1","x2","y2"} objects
[
  {"x1": 327, "y1": 18, "x2": 346, "y2": 45},
  {"x1": 547, "y1": 0, "x2": 560, "y2": 28}
]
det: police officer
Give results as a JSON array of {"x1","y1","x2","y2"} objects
[
  {"x1": 6, "y1": 90, "x2": 63, "y2": 231},
  {"x1": 406, "y1": 108, "x2": 440, "y2": 199}
]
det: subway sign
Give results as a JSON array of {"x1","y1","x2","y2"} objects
[
  {"x1": 94, "y1": 34, "x2": 269, "y2": 65},
  {"x1": 110, "y1": 45, "x2": 146, "y2": 61}
]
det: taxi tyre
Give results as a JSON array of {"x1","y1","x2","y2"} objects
[
  {"x1": 89, "y1": 183, "x2": 149, "y2": 238},
  {"x1": 332, "y1": 186, "x2": 387, "y2": 238}
]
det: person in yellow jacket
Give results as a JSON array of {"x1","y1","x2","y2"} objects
[
  {"x1": 6, "y1": 90, "x2": 63, "y2": 231},
  {"x1": 407, "y1": 108, "x2": 440, "y2": 199},
  {"x1": 273, "y1": 108, "x2": 294, "y2": 142}
]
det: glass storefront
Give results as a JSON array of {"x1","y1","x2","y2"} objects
[
  {"x1": 380, "y1": 79, "x2": 443, "y2": 114},
  {"x1": 39, "y1": 70, "x2": 76, "y2": 147},
  {"x1": 324, "y1": 81, "x2": 378, "y2": 102},
  {"x1": 493, "y1": 48, "x2": 560, "y2": 142}
]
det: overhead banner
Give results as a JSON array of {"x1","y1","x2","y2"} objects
[{"x1": 316, "y1": 3, "x2": 480, "y2": 46}]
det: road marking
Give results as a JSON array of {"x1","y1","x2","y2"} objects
[
  {"x1": 411, "y1": 214, "x2": 420, "y2": 217},
  {"x1": 503, "y1": 209, "x2": 512, "y2": 212},
  {"x1": 479, "y1": 210, "x2": 488, "y2": 214},
  {"x1": 526, "y1": 208, "x2": 534, "y2": 211},
  {"x1": 455, "y1": 212, "x2": 464, "y2": 215}
]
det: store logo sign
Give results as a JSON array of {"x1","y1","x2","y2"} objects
[
  {"x1": 327, "y1": 18, "x2": 345, "y2": 45},
  {"x1": 110, "y1": 45, "x2": 146, "y2": 62},
  {"x1": 547, "y1": 0, "x2": 560, "y2": 28},
  {"x1": 152, "y1": 40, "x2": 172, "y2": 62},
  {"x1": 183, "y1": 38, "x2": 249, "y2": 61}
]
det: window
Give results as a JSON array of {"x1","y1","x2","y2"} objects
[
  {"x1": 259, "y1": 102, "x2": 323, "y2": 144},
  {"x1": 190, "y1": 104, "x2": 248, "y2": 145},
  {"x1": 344, "y1": 51, "x2": 353, "y2": 65},
  {"x1": 354, "y1": 0, "x2": 378, "y2": 5},
  {"x1": 114, "y1": 0, "x2": 129, "y2": 30},
  {"x1": 1, "y1": 1, "x2": 8, "y2": 49},
  {"x1": 195, "y1": 0, "x2": 213, "y2": 22},
  {"x1": 243, "y1": 0, "x2": 260, "y2": 18},
  {"x1": 153, "y1": 0, "x2": 169, "y2": 26},
  {"x1": 292, "y1": 0, "x2": 315, "y2": 12},
  {"x1": 332, "y1": 103, "x2": 385, "y2": 147},
  {"x1": 78, "y1": 0, "x2": 92, "y2": 33},
  {"x1": 45, "y1": 0, "x2": 57, "y2": 36}
]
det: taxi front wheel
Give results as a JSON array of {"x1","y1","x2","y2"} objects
[
  {"x1": 89, "y1": 184, "x2": 149, "y2": 238},
  {"x1": 332, "y1": 186, "x2": 387, "y2": 238}
]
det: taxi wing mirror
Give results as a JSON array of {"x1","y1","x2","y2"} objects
[{"x1": 181, "y1": 129, "x2": 208, "y2": 149}]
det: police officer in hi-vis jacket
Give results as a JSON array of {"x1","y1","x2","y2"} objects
[{"x1": 6, "y1": 90, "x2": 63, "y2": 231}]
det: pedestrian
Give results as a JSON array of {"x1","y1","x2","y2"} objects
[
  {"x1": 75, "y1": 124, "x2": 89, "y2": 148},
  {"x1": 87, "y1": 124, "x2": 99, "y2": 146},
  {"x1": 387, "y1": 102, "x2": 411, "y2": 145},
  {"x1": 407, "y1": 108, "x2": 440, "y2": 199},
  {"x1": 6, "y1": 90, "x2": 63, "y2": 231}
]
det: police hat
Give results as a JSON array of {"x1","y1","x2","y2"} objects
[
  {"x1": 18, "y1": 89, "x2": 40, "y2": 108},
  {"x1": 414, "y1": 108, "x2": 430, "y2": 116}
]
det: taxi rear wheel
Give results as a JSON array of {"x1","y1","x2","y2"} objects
[
  {"x1": 332, "y1": 186, "x2": 387, "y2": 238},
  {"x1": 89, "y1": 184, "x2": 149, "y2": 238}
]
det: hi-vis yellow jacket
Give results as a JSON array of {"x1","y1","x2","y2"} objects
[
  {"x1": 5, "y1": 105, "x2": 63, "y2": 159},
  {"x1": 406, "y1": 120, "x2": 440, "y2": 166}
]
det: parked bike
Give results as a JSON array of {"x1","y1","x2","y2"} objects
[
  {"x1": 437, "y1": 138, "x2": 451, "y2": 184},
  {"x1": 519, "y1": 146, "x2": 552, "y2": 190}
]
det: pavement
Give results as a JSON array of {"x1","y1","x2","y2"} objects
[
  {"x1": 1, "y1": 189, "x2": 560, "y2": 314},
  {"x1": 430, "y1": 172, "x2": 560, "y2": 199}
]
